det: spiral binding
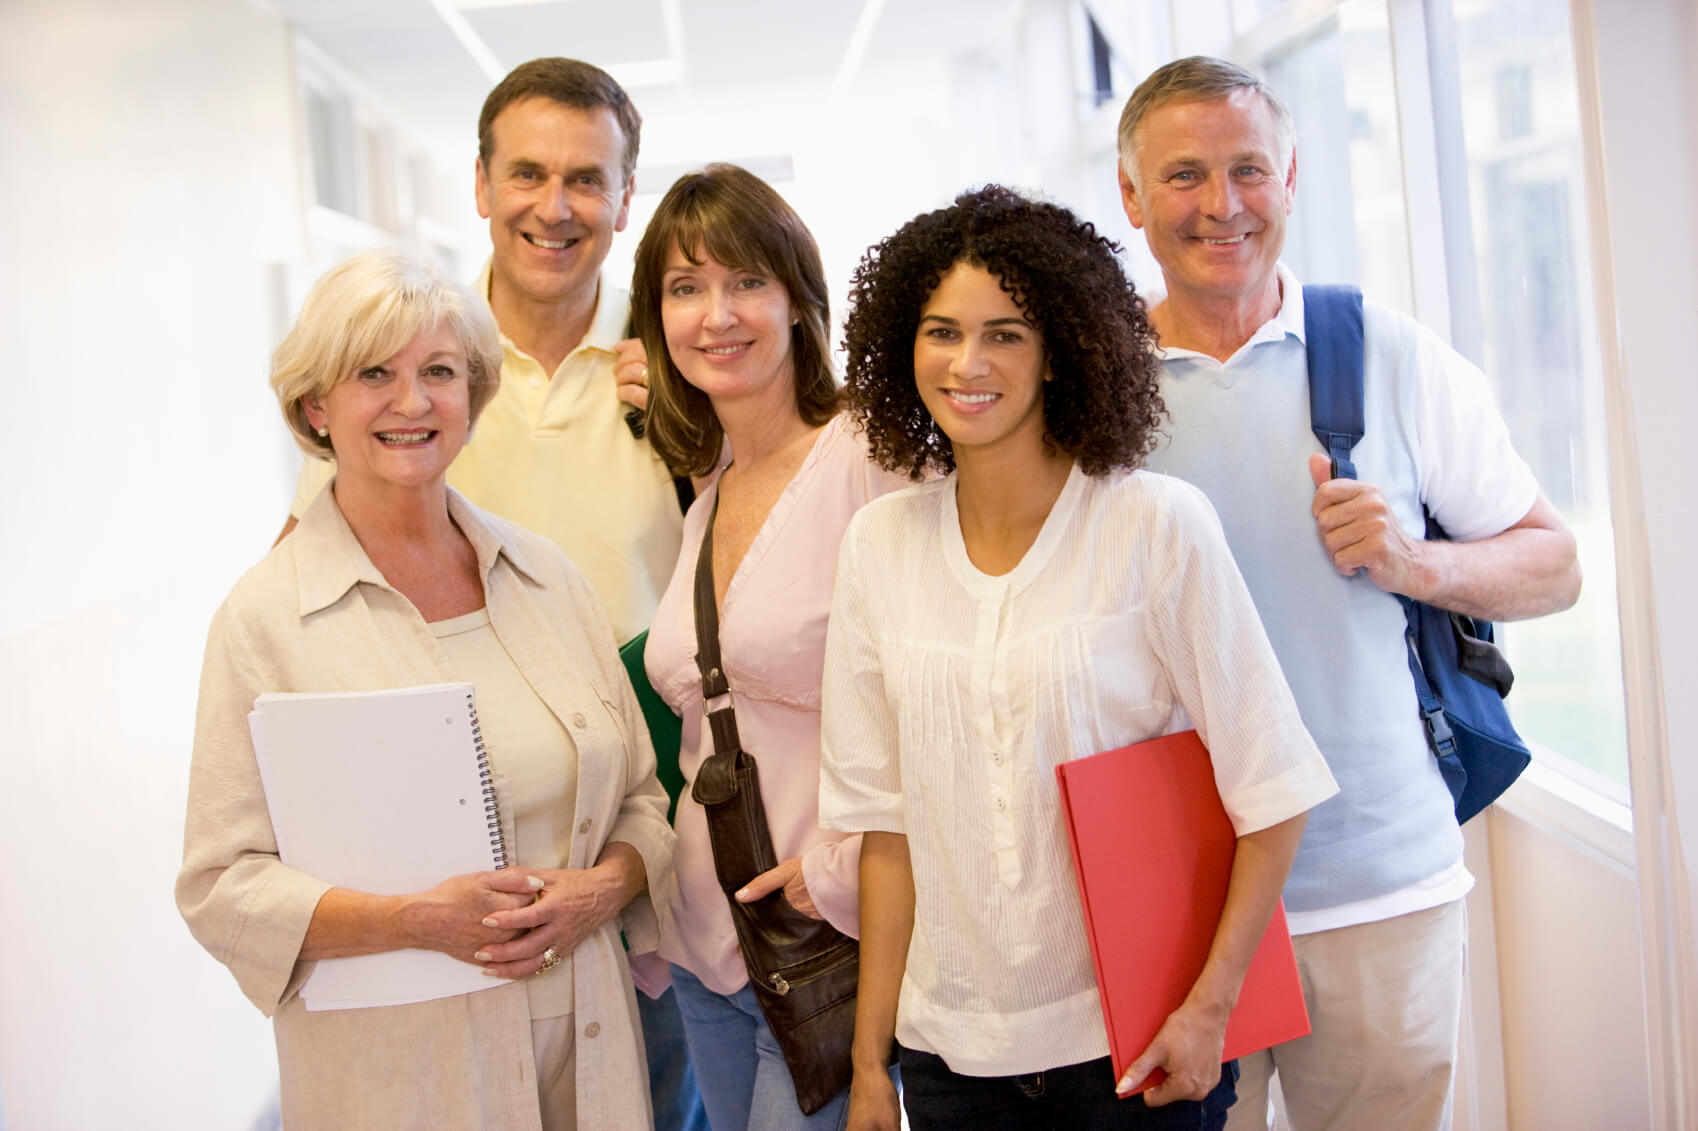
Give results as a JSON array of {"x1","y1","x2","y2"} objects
[{"x1": 467, "y1": 690, "x2": 508, "y2": 869}]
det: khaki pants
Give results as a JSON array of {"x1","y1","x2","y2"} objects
[
  {"x1": 1226, "y1": 899, "x2": 1467, "y2": 1131},
  {"x1": 533, "y1": 1012, "x2": 579, "y2": 1131}
]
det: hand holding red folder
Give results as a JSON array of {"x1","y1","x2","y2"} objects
[{"x1": 1056, "y1": 729, "x2": 1311, "y2": 1099}]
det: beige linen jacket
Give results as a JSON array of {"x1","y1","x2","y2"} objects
[{"x1": 176, "y1": 486, "x2": 674, "y2": 1131}]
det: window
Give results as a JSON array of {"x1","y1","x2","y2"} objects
[
  {"x1": 1447, "y1": 0, "x2": 1628, "y2": 793},
  {"x1": 291, "y1": 34, "x2": 478, "y2": 282},
  {"x1": 1262, "y1": 3, "x2": 1414, "y2": 317},
  {"x1": 1244, "y1": 0, "x2": 1629, "y2": 798}
]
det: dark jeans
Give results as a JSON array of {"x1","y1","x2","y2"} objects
[{"x1": 897, "y1": 1046, "x2": 1237, "y2": 1131}]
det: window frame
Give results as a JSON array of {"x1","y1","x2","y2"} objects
[{"x1": 1231, "y1": 0, "x2": 1632, "y2": 841}]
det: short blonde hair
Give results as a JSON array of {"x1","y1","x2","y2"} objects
[
  {"x1": 1117, "y1": 55, "x2": 1295, "y2": 191},
  {"x1": 271, "y1": 247, "x2": 503, "y2": 458}
]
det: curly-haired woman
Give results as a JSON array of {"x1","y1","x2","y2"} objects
[{"x1": 819, "y1": 186, "x2": 1339, "y2": 1131}]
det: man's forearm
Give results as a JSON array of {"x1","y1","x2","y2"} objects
[{"x1": 1411, "y1": 494, "x2": 1582, "y2": 621}]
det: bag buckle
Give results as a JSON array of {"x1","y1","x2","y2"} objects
[{"x1": 1422, "y1": 705, "x2": 1456, "y2": 758}]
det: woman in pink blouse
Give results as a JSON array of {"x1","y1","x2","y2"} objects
[{"x1": 631, "y1": 163, "x2": 909, "y2": 1129}]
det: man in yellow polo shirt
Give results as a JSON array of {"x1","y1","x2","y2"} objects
[
  {"x1": 276, "y1": 58, "x2": 702, "y2": 1131},
  {"x1": 279, "y1": 57, "x2": 682, "y2": 648}
]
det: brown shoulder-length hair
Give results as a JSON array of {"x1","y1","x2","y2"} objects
[
  {"x1": 631, "y1": 163, "x2": 839, "y2": 477},
  {"x1": 842, "y1": 184, "x2": 1163, "y2": 479}
]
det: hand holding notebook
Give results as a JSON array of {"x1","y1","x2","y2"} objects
[{"x1": 247, "y1": 682, "x2": 512, "y2": 1011}]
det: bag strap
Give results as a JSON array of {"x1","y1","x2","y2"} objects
[
  {"x1": 692, "y1": 494, "x2": 745, "y2": 761},
  {"x1": 1303, "y1": 284, "x2": 1458, "y2": 764},
  {"x1": 1303, "y1": 284, "x2": 1366, "y2": 482}
]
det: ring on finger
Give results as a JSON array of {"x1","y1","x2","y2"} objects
[
  {"x1": 637, "y1": 365, "x2": 648, "y2": 383},
  {"x1": 536, "y1": 945, "x2": 563, "y2": 975}
]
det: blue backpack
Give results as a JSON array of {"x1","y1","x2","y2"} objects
[{"x1": 1304, "y1": 285, "x2": 1531, "y2": 823}]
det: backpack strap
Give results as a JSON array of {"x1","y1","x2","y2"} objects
[
  {"x1": 1302, "y1": 285, "x2": 1366, "y2": 481},
  {"x1": 1302, "y1": 285, "x2": 1462, "y2": 774}
]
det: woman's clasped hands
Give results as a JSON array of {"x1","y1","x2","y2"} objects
[{"x1": 399, "y1": 862, "x2": 632, "y2": 980}]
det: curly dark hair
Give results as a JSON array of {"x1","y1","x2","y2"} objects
[{"x1": 842, "y1": 185, "x2": 1164, "y2": 478}]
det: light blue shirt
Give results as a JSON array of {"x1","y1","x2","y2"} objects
[{"x1": 1146, "y1": 266, "x2": 1538, "y2": 913}]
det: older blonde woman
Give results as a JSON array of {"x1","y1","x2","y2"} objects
[{"x1": 176, "y1": 247, "x2": 673, "y2": 1131}]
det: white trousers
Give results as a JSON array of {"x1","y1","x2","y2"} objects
[{"x1": 1226, "y1": 899, "x2": 1467, "y2": 1131}]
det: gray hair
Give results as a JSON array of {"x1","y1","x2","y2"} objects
[
  {"x1": 271, "y1": 247, "x2": 503, "y2": 459},
  {"x1": 1116, "y1": 55, "x2": 1295, "y2": 189}
]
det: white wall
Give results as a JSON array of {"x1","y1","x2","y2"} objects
[
  {"x1": 0, "y1": 0, "x2": 305, "y2": 1126},
  {"x1": 1486, "y1": 804, "x2": 1649, "y2": 1129},
  {"x1": 1576, "y1": 0, "x2": 1698, "y2": 1121}
]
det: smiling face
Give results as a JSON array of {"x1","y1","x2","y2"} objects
[
  {"x1": 913, "y1": 261, "x2": 1049, "y2": 463},
  {"x1": 304, "y1": 323, "x2": 471, "y2": 499},
  {"x1": 475, "y1": 97, "x2": 634, "y2": 314},
  {"x1": 1120, "y1": 90, "x2": 1295, "y2": 318},
  {"x1": 659, "y1": 247, "x2": 798, "y2": 415}
]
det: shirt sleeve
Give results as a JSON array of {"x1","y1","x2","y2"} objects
[
  {"x1": 565, "y1": 562, "x2": 676, "y2": 956},
  {"x1": 818, "y1": 513, "x2": 907, "y2": 836},
  {"x1": 800, "y1": 834, "x2": 864, "y2": 938},
  {"x1": 174, "y1": 600, "x2": 334, "y2": 1016},
  {"x1": 1142, "y1": 480, "x2": 1340, "y2": 835},
  {"x1": 288, "y1": 456, "x2": 335, "y2": 520},
  {"x1": 1402, "y1": 314, "x2": 1542, "y2": 541}
]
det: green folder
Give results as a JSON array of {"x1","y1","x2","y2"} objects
[{"x1": 618, "y1": 630, "x2": 685, "y2": 823}]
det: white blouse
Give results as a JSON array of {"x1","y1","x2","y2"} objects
[{"x1": 819, "y1": 463, "x2": 1338, "y2": 1077}]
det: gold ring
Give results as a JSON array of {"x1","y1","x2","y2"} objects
[
  {"x1": 638, "y1": 365, "x2": 649, "y2": 383},
  {"x1": 537, "y1": 946, "x2": 563, "y2": 974}
]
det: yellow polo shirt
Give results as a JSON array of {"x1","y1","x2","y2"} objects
[{"x1": 289, "y1": 264, "x2": 683, "y2": 645}]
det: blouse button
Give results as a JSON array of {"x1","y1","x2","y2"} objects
[
  {"x1": 529, "y1": 376, "x2": 542, "y2": 389},
  {"x1": 584, "y1": 1022, "x2": 601, "y2": 1039},
  {"x1": 996, "y1": 798, "x2": 1007, "y2": 812},
  {"x1": 578, "y1": 819, "x2": 592, "y2": 835},
  {"x1": 571, "y1": 712, "x2": 588, "y2": 728},
  {"x1": 992, "y1": 752, "x2": 1003, "y2": 765}
]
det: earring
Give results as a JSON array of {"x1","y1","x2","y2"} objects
[{"x1": 316, "y1": 426, "x2": 329, "y2": 438}]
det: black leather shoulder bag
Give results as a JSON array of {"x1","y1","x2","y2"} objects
[{"x1": 689, "y1": 501, "x2": 860, "y2": 1116}]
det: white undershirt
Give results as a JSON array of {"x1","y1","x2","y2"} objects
[{"x1": 433, "y1": 607, "x2": 578, "y2": 1019}]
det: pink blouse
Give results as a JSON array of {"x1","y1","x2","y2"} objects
[{"x1": 646, "y1": 413, "x2": 911, "y2": 993}]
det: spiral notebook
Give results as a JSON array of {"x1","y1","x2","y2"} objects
[{"x1": 247, "y1": 682, "x2": 508, "y2": 1011}]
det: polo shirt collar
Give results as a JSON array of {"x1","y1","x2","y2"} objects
[
  {"x1": 474, "y1": 257, "x2": 624, "y2": 360},
  {"x1": 292, "y1": 482, "x2": 544, "y2": 617},
  {"x1": 1155, "y1": 262, "x2": 1307, "y2": 365}
]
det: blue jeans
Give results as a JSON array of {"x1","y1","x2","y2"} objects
[
  {"x1": 898, "y1": 1045, "x2": 1238, "y2": 1130},
  {"x1": 669, "y1": 963, "x2": 851, "y2": 1131},
  {"x1": 639, "y1": 985, "x2": 709, "y2": 1131}
]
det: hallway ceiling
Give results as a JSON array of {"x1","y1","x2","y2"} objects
[{"x1": 268, "y1": 0, "x2": 1028, "y2": 174}]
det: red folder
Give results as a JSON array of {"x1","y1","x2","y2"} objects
[{"x1": 1056, "y1": 729, "x2": 1310, "y2": 1095}]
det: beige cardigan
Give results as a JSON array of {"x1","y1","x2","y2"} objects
[{"x1": 176, "y1": 486, "x2": 674, "y2": 1130}]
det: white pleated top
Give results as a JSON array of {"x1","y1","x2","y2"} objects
[{"x1": 819, "y1": 463, "x2": 1338, "y2": 1076}]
